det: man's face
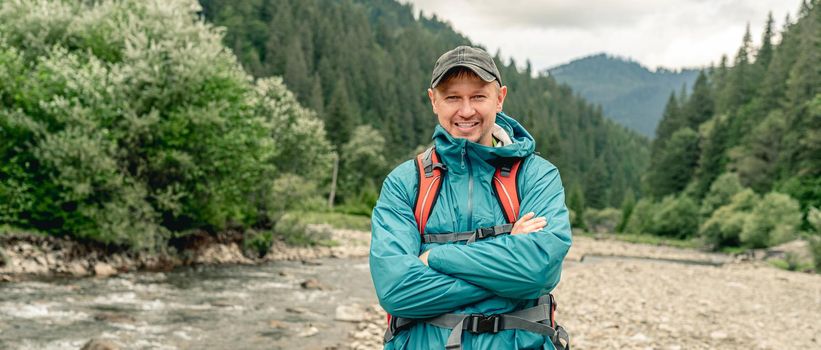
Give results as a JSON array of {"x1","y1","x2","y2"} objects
[{"x1": 428, "y1": 74, "x2": 508, "y2": 146}]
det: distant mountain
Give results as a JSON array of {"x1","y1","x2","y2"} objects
[{"x1": 547, "y1": 53, "x2": 699, "y2": 138}]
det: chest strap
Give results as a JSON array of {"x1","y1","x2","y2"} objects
[
  {"x1": 384, "y1": 295, "x2": 570, "y2": 350},
  {"x1": 421, "y1": 224, "x2": 513, "y2": 244}
]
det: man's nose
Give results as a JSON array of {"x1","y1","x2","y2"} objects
[{"x1": 457, "y1": 99, "x2": 475, "y2": 116}]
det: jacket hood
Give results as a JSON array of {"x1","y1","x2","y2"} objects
[{"x1": 432, "y1": 112, "x2": 535, "y2": 165}]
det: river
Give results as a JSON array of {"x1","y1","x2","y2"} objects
[{"x1": 0, "y1": 258, "x2": 375, "y2": 350}]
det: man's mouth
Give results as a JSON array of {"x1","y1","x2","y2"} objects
[{"x1": 455, "y1": 121, "x2": 479, "y2": 131}]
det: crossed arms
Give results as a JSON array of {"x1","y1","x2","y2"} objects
[{"x1": 369, "y1": 158, "x2": 572, "y2": 319}]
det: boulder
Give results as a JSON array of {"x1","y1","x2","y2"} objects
[
  {"x1": 296, "y1": 325, "x2": 319, "y2": 337},
  {"x1": 335, "y1": 304, "x2": 367, "y2": 322},
  {"x1": 93, "y1": 263, "x2": 117, "y2": 277},
  {"x1": 300, "y1": 278, "x2": 328, "y2": 290},
  {"x1": 80, "y1": 339, "x2": 120, "y2": 350}
]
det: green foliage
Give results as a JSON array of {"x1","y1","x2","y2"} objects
[
  {"x1": 0, "y1": 0, "x2": 332, "y2": 248},
  {"x1": 623, "y1": 198, "x2": 656, "y2": 235},
  {"x1": 199, "y1": 0, "x2": 650, "y2": 210},
  {"x1": 646, "y1": 128, "x2": 700, "y2": 198},
  {"x1": 651, "y1": 195, "x2": 700, "y2": 238},
  {"x1": 624, "y1": 195, "x2": 699, "y2": 238},
  {"x1": 616, "y1": 190, "x2": 635, "y2": 233},
  {"x1": 274, "y1": 212, "x2": 335, "y2": 247},
  {"x1": 290, "y1": 210, "x2": 371, "y2": 232},
  {"x1": 809, "y1": 236, "x2": 821, "y2": 272},
  {"x1": 644, "y1": 3, "x2": 819, "y2": 236},
  {"x1": 338, "y1": 125, "x2": 388, "y2": 206},
  {"x1": 700, "y1": 189, "x2": 803, "y2": 249},
  {"x1": 242, "y1": 230, "x2": 274, "y2": 258},
  {"x1": 769, "y1": 252, "x2": 813, "y2": 272},
  {"x1": 740, "y1": 192, "x2": 802, "y2": 248},
  {"x1": 567, "y1": 184, "x2": 586, "y2": 229},
  {"x1": 267, "y1": 174, "x2": 327, "y2": 223},
  {"x1": 808, "y1": 207, "x2": 821, "y2": 233},
  {"x1": 596, "y1": 232, "x2": 699, "y2": 249},
  {"x1": 728, "y1": 110, "x2": 786, "y2": 192},
  {"x1": 584, "y1": 207, "x2": 621, "y2": 233},
  {"x1": 700, "y1": 172, "x2": 744, "y2": 217},
  {"x1": 699, "y1": 190, "x2": 759, "y2": 248}
]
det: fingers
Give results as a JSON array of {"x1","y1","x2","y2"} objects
[
  {"x1": 511, "y1": 212, "x2": 546, "y2": 234},
  {"x1": 519, "y1": 212, "x2": 536, "y2": 222}
]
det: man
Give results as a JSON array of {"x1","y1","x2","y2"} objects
[{"x1": 370, "y1": 45, "x2": 572, "y2": 349}]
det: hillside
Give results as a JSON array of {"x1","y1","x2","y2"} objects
[
  {"x1": 199, "y1": 0, "x2": 650, "y2": 209},
  {"x1": 629, "y1": 2, "x2": 820, "y2": 251},
  {"x1": 548, "y1": 53, "x2": 699, "y2": 138}
]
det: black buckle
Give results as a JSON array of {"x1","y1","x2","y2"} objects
[
  {"x1": 389, "y1": 316, "x2": 414, "y2": 334},
  {"x1": 466, "y1": 314, "x2": 502, "y2": 334},
  {"x1": 475, "y1": 227, "x2": 495, "y2": 239}
]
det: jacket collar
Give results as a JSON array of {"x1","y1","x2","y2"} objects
[{"x1": 431, "y1": 112, "x2": 535, "y2": 168}]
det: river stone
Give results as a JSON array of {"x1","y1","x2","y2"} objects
[
  {"x1": 297, "y1": 325, "x2": 319, "y2": 337},
  {"x1": 710, "y1": 330, "x2": 728, "y2": 339},
  {"x1": 94, "y1": 312, "x2": 135, "y2": 324},
  {"x1": 93, "y1": 263, "x2": 117, "y2": 277},
  {"x1": 286, "y1": 307, "x2": 310, "y2": 314},
  {"x1": 269, "y1": 320, "x2": 288, "y2": 329},
  {"x1": 18, "y1": 258, "x2": 47, "y2": 274},
  {"x1": 81, "y1": 339, "x2": 120, "y2": 350},
  {"x1": 300, "y1": 278, "x2": 328, "y2": 290},
  {"x1": 66, "y1": 261, "x2": 89, "y2": 276},
  {"x1": 335, "y1": 304, "x2": 367, "y2": 322}
]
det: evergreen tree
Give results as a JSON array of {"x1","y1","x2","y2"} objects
[
  {"x1": 646, "y1": 128, "x2": 700, "y2": 198},
  {"x1": 682, "y1": 71, "x2": 714, "y2": 129}
]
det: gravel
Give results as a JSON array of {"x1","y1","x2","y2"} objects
[{"x1": 349, "y1": 235, "x2": 821, "y2": 349}]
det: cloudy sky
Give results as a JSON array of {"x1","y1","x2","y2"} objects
[{"x1": 403, "y1": 0, "x2": 804, "y2": 71}]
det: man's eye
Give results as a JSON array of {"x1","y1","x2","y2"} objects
[
  {"x1": 445, "y1": 96, "x2": 459, "y2": 101},
  {"x1": 472, "y1": 95, "x2": 486, "y2": 100}
]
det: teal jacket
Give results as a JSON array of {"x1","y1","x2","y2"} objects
[{"x1": 370, "y1": 112, "x2": 572, "y2": 349}]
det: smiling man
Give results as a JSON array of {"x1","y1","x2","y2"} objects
[{"x1": 369, "y1": 46, "x2": 572, "y2": 350}]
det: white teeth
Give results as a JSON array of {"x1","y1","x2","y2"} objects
[{"x1": 455, "y1": 122, "x2": 478, "y2": 127}]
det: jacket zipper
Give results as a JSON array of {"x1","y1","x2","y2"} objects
[{"x1": 464, "y1": 147, "x2": 474, "y2": 229}]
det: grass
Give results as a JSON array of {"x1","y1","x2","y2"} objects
[
  {"x1": 0, "y1": 224, "x2": 47, "y2": 236},
  {"x1": 768, "y1": 257, "x2": 814, "y2": 272},
  {"x1": 274, "y1": 210, "x2": 370, "y2": 247},
  {"x1": 288, "y1": 210, "x2": 371, "y2": 232},
  {"x1": 580, "y1": 231, "x2": 701, "y2": 250},
  {"x1": 718, "y1": 246, "x2": 748, "y2": 255}
]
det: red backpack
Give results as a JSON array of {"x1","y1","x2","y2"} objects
[{"x1": 413, "y1": 145, "x2": 523, "y2": 237}]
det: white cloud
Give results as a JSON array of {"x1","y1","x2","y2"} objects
[{"x1": 404, "y1": 0, "x2": 803, "y2": 70}]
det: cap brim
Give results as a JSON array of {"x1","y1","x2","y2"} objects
[{"x1": 431, "y1": 63, "x2": 497, "y2": 88}]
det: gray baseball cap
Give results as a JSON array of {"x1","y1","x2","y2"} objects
[{"x1": 430, "y1": 46, "x2": 502, "y2": 88}]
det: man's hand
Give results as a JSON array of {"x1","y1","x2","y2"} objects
[
  {"x1": 511, "y1": 212, "x2": 546, "y2": 234},
  {"x1": 419, "y1": 249, "x2": 431, "y2": 265}
]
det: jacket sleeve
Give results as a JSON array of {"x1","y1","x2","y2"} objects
[
  {"x1": 370, "y1": 161, "x2": 494, "y2": 319},
  {"x1": 426, "y1": 157, "x2": 572, "y2": 300}
]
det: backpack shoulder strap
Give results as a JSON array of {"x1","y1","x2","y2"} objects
[
  {"x1": 413, "y1": 146, "x2": 446, "y2": 235},
  {"x1": 492, "y1": 157, "x2": 523, "y2": 223}
]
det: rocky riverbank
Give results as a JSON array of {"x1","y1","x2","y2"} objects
[
  {"x1": 0, "y1": 225, "x2": 371, "y2": 281},
  {"x1": 3, "y1": 230, "x2": 818, "y2": 350},
  {"x1": 348, "y1": 235, "x2": 821, "y2": 350}
]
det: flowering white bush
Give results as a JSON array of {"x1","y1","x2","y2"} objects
[{"x1": 0, "y1": 0, "x2": 332, "y2": 248}]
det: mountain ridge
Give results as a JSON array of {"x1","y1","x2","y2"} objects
[{"x1": 547, "y1": 53, "x2": 700, "y2": 137}]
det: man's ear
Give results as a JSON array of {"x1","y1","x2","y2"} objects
[
  {"x1": 428, "y1": 88, "x2": 437, "y2": 114},
  {"x1": 496, "y1": 85, "x2": 508, "y2": 112}
]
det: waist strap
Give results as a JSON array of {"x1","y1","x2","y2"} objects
[
  {"x1": 384, "y1": 295, "x2": 570, "y2": 350},
  {"x1": 422, "y1": 224, "x2": 513, "y2": 244}
]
